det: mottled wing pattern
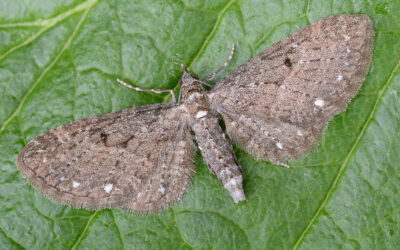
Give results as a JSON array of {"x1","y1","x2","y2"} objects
[
  {"x1": 18, "y1": 103, "x2": 196, "y2": 213},
  {"x1": 209, "y1": 15, "x2": 374, "y2": 163}
]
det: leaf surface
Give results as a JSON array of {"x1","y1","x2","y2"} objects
[{"x1": 0, "y1": 0, "x2": 399, "y2": 249}]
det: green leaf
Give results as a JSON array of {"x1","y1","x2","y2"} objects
[{"x1": 1, "y1": 0, "x2": 399, "y2": 249}]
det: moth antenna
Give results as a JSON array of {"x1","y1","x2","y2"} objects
[
  {"x1": 194, "y1": 79, "x2": 213, "y2": 88},
  {"x1": 116, "y1": 78, "x2": 177, "y2": 103},
  {"x1": 204, "y1": 43, "x2": 235, "y2": 82}
]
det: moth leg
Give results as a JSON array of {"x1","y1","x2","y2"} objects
[
  {"x1": 116, "y1": 78, "x2": 177, "y2": 103},
  {"x1": 178, "y1": 88, "x2": 181, "y2": 104},
  {"x1": 204, "y1": 44, "x2": 235, "y2": 82}
]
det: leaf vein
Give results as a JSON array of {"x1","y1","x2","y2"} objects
[
  {"x1": 0, "y1": 0, "x2": 98, "y2": 60},
  {"x1": 172, "y1": 209, "x2": 196, "y2": 250},
  {"x1": 70, "y1": 211, "x2": 99, "y2": 250},
  {"x1": 175, "y1": 209, "x2": 251, "y2": 249},
  {"x1": 111, "y1": 211, "x2": 126, "y2": 250},
  {"x1": 0, "y1": 1, "x2": 97, "y2": 134},
  {"x1": 165, "y1": 0, "x2": 236, "y2": 102},
  {"x1": 188, "y1": 0, "x2": 236, "y2": 69},
  {"x1": 0, "y1": 225, "x2": 26, "y2": 249}
]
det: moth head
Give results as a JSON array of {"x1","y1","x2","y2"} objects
[{"x1": 179, "y1": 64, "x2": 198, "y2": 87}]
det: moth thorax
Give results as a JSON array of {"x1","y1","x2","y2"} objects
[{"x1": 183, "y1": 89, "x2": 210, "y2": 116}]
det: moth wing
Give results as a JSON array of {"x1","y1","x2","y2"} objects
[
  {"x1": 209, "y1": 15, "x2": 374, "y2": 163},
  {"x1": 18, "y1": 103, "x2": 196, "y2": 213}
]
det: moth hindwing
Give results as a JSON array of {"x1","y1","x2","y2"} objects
[{"x1": 18, "y1": 14, "x2": 374, "y2": 212}]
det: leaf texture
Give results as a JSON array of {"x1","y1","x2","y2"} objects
[{"x1": 0, "y1": 0, "x2": 399, "y2": 249}]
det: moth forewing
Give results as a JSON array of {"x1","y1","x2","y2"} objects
[
  {"x1": 18, "y1": 103, "x2": 197, "y2": 213},
  {"x1": 209, "y1": 14, "x2": 374, "y2": 164},
  {"x1": 17, "y1": 14, "x2": 374, "y2": 211}
]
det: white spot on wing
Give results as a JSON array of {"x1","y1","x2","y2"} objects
[
  {"x1": 276, "y1": 142, "x2": 283, "y2": 149},
  {"x1": 314, "y1": 99, "x2": 325, "y2": 107},
  {"x1": 195, "y1": 110, "x2": 208, "y2": 119},
  {"x1": 104, "y1": 183, "x2": 113, "y2": 193},
  {"x1": 158, "y1": 186, "x2": 165, "y2": 194},
  {"x1": 72, "y1": 181, "x2": 80, "y2": 188}
]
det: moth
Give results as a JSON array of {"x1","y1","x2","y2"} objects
[{"x1": 18, "y1": 15, "x2": 374, "y2": 213}]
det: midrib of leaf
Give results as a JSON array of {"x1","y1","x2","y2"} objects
[
  {"x1": 187, "y1": 0, "x2": 236, "y2": 69},
  {"x1": 292, "y1": 61, "x2": 400, "y2": 249},
  {"x1": 70, "y1": 211, "x2": 99, "y2": 250},
  {"x1": 0, "y1": 0, "x2": 98, "y2": 134}
]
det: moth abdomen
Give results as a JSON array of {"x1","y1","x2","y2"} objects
[
  {"x1": 179, "y1": 66, "x2": 246, "y2": 202},
  {"x1": 16, "y1": 14, "x2": 373, "y2": 212}
]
